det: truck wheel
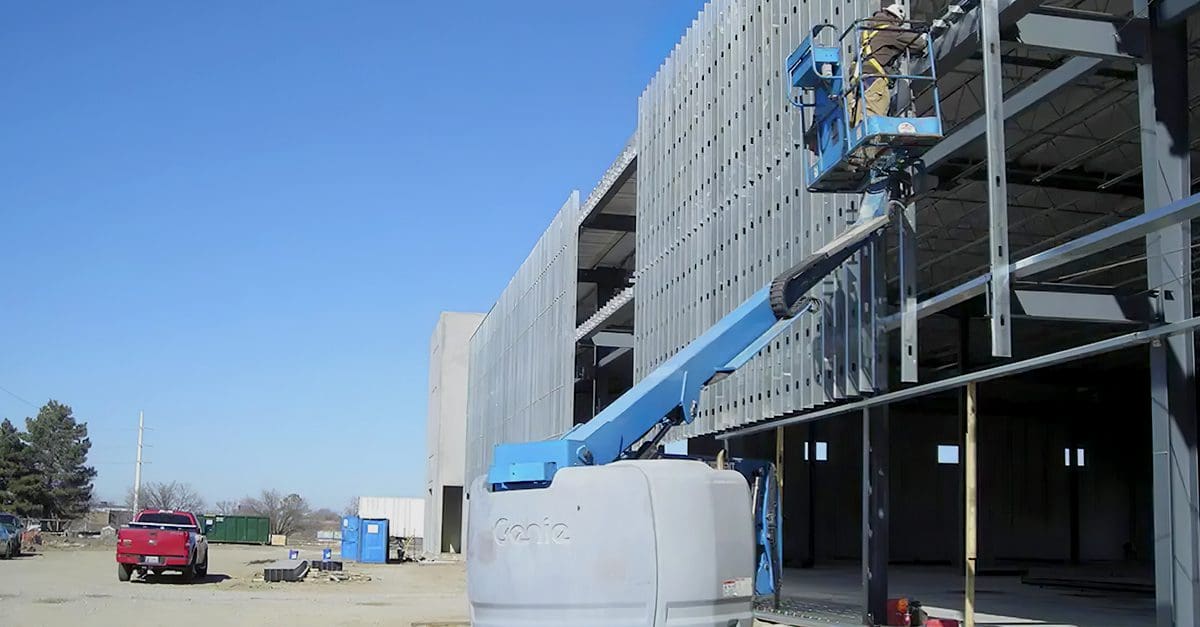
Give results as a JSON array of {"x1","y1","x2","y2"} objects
[
  {"x1": 118, "y1": 564, "x2": 133, "y2": 582},
  {"x1": 196, "y1": 555, "x2": 208, "y2": 577},
  {"x1": 181, "y1": 563, "x2": 195, "y2": 582}
]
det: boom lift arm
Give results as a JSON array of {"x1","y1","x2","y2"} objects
[{"x1": 486, "y1": 211, "x2": 892, "y2": 492}]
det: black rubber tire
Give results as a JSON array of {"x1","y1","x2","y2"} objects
[
  {"x1": 118, "y1": 564, "x2": 133, "y2": 582},
  {"x1": 196, "y1": 554, "x2": 208, "y2": 577},
  {"x1": 180, "y1": 562, "x2": 196, "y2": 582}
]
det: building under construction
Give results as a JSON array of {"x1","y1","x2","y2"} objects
[{"x1": 463, "y1": 0, "x2": 1200, "y2": 624}]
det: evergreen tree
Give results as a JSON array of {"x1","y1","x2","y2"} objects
[
  {"x1": 24, "y1": 401, "x2": 96, "y2": 520},
  {"x1": 0, "y1": 419, "x2": 42, "y2": 516}
]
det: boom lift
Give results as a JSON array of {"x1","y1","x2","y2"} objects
[
  {"x1": 468, "y1": 218, "x2": 888, "y2": 626},
  {"x1": 466, "y1": 18, "x2": 943, "y2": 627},
  {"x1": 788, "y1": 19, "x2": 942, "y2": 199}
]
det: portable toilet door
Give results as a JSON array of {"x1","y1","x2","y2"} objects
[
  {"x1": 341, "y1": 516, "x2": 361, "y2": 561},
  {"x1": 360, "y1": 518, "x2": 389, "y2": 564}
]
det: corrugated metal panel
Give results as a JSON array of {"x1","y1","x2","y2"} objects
[
  {"x1": 357, "y1": 497, "x2": 424, "y2": 538},
  {"x1": 465, "y1": 192, "x2": 581, "y2": 484},
  {"x1": 635, "y1": 0, "x2": 882, "y2": 439}
]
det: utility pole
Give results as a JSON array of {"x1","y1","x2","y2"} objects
[{"x1": 132, "y1": 411, "x2": 144, "y2": 513}]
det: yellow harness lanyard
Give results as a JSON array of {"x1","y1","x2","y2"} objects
[{"x1": 853, "y1": 26, "x2": 890, "y2": 85}]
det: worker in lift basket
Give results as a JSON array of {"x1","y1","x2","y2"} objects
[{"x1": 846, "y1": 2, "x2": 926, "y2": 168}]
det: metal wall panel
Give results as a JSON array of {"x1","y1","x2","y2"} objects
[
  {"x1": 636, "y1": 0, "x2": 880, "y2": 439},
  {"x1": 464, "y1": 193, "x2": 580, "y2": 483}
]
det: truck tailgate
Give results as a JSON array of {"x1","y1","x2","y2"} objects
[{"x1": 117, "y1": 528, "x2": 191, "y2": 558}]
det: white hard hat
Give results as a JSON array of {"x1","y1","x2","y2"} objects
[{"x1": 883, "y1": 3, "x2": 906, "y2": 19}]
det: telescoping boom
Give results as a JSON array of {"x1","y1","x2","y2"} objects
[{"x1": 468, "y1": 212, "x2": 890, "y2": 627}]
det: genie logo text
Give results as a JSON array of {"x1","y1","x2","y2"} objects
[{"x1": 492, "y1": 517, "x2": 571, "y2": 546}]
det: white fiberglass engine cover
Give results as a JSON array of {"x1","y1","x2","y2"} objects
[{"x1": 467, "y1": 459, "x2": 754, "y2": 627}]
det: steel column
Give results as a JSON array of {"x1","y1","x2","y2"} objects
[
  {"x1": 980, "y1": 0, "x2": 1011, "y2": 357},
  {"x1": 862, "y1": 406, "x2": 889, "y2": 626},
  {"x1": 965, "y1": 382, "x2": 978, "y2": 627},
  {"x1": 900, "y1": 197, "x2": 918, "y2": 382},
  {"x1": 957, "y1": 311, "x2": 970, "y2": 569},
  {"x1": 1136, "y1": 6, "x2": 1200, "y2": 625}
]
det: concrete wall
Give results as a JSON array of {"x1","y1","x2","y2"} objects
[{"x1": 424, "y1": 311, "x2": 483, "y2": 556}]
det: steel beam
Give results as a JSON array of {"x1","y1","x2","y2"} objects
[
  {"x1": 575, "y1": 286, "x2": 634, "y2": 341},
  {"x1": 936, "y1": 159, "x2": 1144, "y2": 198},
  {"x1": 918, "y1": 0, "x2": 1042, "y2": 76},
  {"x1": 596, "y1": 346, "x2": 631, "y2": 369},
  {"x1": 718, "y1": 314, "x2": 1200, "y2": 439},
  {"x1": 980, "y1": 0, "x2": 1012, "y2": 357},
  {"x1": 580, "y1": 213, "x2": 636, "y2": 232},
  {"x1": 578, "y1": 266, "x2": 632, "y2": 287},
  {"x1": 924, "y1": 57, "x2": 1102, "y2": 171},
  {"x1": 1156, "y1": 0, "x2": 1200, "y2": 25},
  {"x1": 1011, "y1": 287, "x2": 1152, "y2": 324},
  {"x1": 1006, "y1": 13, "x2": 1146, "y2": 61},
  {"x1": 591, "y1": 330, "x2": 634, "y2": 349},
  {"x1": 880, "y1": 189, "x2": 1200, "y2": 330},
  {"x1": 970, "y1": 52, "x2": 1136, "y2": 81},
  {"x1": 1136, "y1": 6, "x2": 1200, "y2": 625}
]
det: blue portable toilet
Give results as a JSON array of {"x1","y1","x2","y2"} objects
[
  {"x1": 340, "y1": 516, "x2": 361, "y2": 561},
  {"x1": 360, "y1": 518, "x2": 389, "y2": 564}
]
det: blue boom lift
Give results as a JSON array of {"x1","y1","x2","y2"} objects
[
  {"x1": 466, "y1": 18, "x2": 943, "y2": 627},
  {"x1": 788, "y1": 20, "x2": 943, "y2": 194}
]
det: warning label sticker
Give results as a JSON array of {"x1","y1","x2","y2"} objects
[{"x1": 721, "y1": 577, "x2": 753, "y2": 598}]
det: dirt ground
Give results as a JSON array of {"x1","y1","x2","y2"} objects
[{"x1": 0, "y1": 540, "x2": 468, "y2": 626}]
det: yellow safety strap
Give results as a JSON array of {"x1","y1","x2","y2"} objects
[{"x1": 852, "y1": 26, "x2": 889, "y2": 83}]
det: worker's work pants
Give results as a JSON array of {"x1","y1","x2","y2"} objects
[{"x1": 846, "y1": 77, "x2": 890, "y2": 167}]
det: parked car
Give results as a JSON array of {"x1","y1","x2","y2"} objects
[
  {"x1": 116, "y1": 510, "x2": 209, "y2": 582},
  {"x1": 0, "y1": 525, "x2": 16, "y2": 559},
  {"x1": 0, "y1": 513, "x2": 22, "y2": 557}
]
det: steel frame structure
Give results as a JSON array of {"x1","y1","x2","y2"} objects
[{"x1": 465, "y1": 0, "x2": 1200, "y2": 623}]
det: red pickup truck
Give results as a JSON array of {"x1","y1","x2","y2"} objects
[{"x1": 116, "y1": 510, "x2": 209, "y2": 582}]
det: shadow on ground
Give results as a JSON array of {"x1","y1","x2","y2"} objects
[{"x1": 133, "y1": 573, "x2": 232, "y2": 585}]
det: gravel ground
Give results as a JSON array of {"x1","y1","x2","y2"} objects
[{"x1": 0, "y1": 541, "x2": 468, "y2": 626}]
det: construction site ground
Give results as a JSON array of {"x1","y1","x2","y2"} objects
[
  {"x1": 2, "y1": 541, "x2": 1157, "y2": 626},
  {"x1": 0, "y1": 541, "x2": 468, "y2": 626}
]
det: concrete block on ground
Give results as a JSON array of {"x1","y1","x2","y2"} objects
[{"x1": 263, "y1": 559, "x2": 308, "y2": 582}]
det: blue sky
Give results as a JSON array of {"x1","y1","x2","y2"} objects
[{"x1": 0, "y1": 1, "x2": 704, "y2": 509}]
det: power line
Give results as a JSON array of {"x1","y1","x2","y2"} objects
[{"x1": 0, "y1": 384, "x2": 38, "y2": 409}]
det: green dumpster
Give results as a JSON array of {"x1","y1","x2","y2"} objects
[{"x1": 202, "y1": 514, "x2": 270, "y2": 545}]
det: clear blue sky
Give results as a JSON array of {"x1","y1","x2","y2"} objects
[{"x1": 0, "y1": 1, "x2": 704, "y2": 510}]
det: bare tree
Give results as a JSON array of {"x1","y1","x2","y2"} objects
[
  {"x1": 213, "y1": 500, "x2": 241, "y2": 515},
  {"x1": 342, "y1": 496, "x2": 359, "y2": 517},
  {"x1": 240, "y1": 489, "x2": 310, "y2": 536},
  {"x1": 126, "y1": 481, "x2": 206, "y2": 513}
]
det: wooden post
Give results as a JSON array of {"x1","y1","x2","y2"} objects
[{"x1": 965, "y1": 382, "x2": 978, "y2": 627}]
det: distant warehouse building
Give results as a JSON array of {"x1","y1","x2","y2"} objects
[{"x1": 424, "y1": 311, "x2": 484, "y2": 557}]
